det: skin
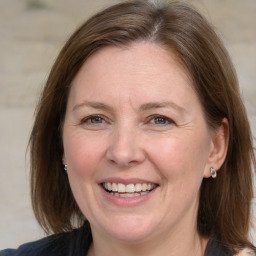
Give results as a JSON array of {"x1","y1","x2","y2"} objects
[{"x1": 62, "y1": 42, "x2": 229, "y2": 256}]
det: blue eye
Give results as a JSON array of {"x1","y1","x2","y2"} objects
[
  {"x1": 149, "y1": 115, "x2": 173, "y2": 125},
  {"x1": 82, "y1": 115, "x2": 105, "y2": 124}
]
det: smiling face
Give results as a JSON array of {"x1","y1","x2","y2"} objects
[{"x1": 62, "y1": 42, "x2": 215, "y2": 244}]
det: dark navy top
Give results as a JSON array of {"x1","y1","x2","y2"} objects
[
  {"x1": 0, "y1": 222, "x2": 92, "y2": 256},
  {"x1": 0, "y1": 222, "x2": 248, "y2": 256}
]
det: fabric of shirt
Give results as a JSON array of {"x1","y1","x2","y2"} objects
[
  {"x1": 0, "y1": 222, "x2": 92, "y2": 256},
  {"x1": 204, "y1": 236, "x2": 233, "y2": 256}
]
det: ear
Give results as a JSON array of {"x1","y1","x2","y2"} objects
[{"x1": 203, "y1": 118, "x2": 229, "y2": 178}]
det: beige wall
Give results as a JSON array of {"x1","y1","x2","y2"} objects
[{"x1": 0, "y1": 0, "x2": 255, "y2": 249}]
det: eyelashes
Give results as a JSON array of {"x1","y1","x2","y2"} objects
[
  {"x1": 82, "y1": 115, "x2": 106, "y2": 124},
  {"x1": 147, "y1": 115, "x2": 174, "y2": 125},
  {"x1": 80, "y1": 114, "x2": 175, "y2": 129}
]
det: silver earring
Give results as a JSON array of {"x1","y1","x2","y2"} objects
[
  {"x1": 210, "y1": 167, "x2": 217, "y2": 178},
  {"x1": 64, "y1": 164, "x2": 68, "y2": 173}
]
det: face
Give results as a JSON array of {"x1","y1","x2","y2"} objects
[{"x1": 63, "y1": 42, "x2": 214, "y2": 244}]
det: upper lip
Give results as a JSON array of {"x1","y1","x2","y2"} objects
[{"x1": 99, "y1": 177, "x2": 159, "y2": 185}]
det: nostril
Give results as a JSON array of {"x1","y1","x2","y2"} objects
[{"x1": 106, "y1": 143, "x2": 146, "y2": 167}]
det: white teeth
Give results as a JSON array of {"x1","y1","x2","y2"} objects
[
  {"x1": 103, "y1": 182, "x2": 157, "y2": 194},
  {"x1": 106, "y1": 182, "x2": 112, "y2": 191},
  {"x1": 117, "y1": 183, "x2": 126, "y2": 193},
  {"x1": 135, "y1": 183, "x2": 142, "y2": 192},
  {"x1": 126, "y1": 184, "x2": 135, "y2": 193},
  {"x1": 147, "y1": 184, "x2": 154, "y2": 190},
  {"x1": 112, "y1": 183, "x2": 118, "y2": 192},
  {"x1": 120, "y1": 193, "x2": 141, "y2": 198},
  {"x1": 142, "y1": 183, "x2": 147, "y2": 191}
]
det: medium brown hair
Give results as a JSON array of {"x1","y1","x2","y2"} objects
[{"x1": 29, "y1": 0, "x2": 256, "y2": 252}]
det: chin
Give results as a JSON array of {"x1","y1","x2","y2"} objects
[{"x1": 96, "y1": 214, "x2": 159, "y2": 243}]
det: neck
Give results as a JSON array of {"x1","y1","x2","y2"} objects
[{"x1": 87, "y1": 225, "x2": 209, "y2": 256}]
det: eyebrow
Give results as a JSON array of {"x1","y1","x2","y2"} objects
[
  {"x1": 138, "y1": 101, "x2": 186, "y2": 114},
  {"x1": 72, "y1": 101, "x2": 113, "y2": 112},
  {"x1": 72, "y1": 100, "x2": 187, "y2": 114}
]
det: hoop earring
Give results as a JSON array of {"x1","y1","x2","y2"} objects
[
  {"x1": 210, "y1": 167, "x2": 217, "y2": 178},
  {"x1": 64, "y1": 164, "x2": 68, "y2": 173}
]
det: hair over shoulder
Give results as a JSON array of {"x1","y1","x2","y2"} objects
[{"x1": 29, "y1": 0, "x2": 256, "y2": 253}]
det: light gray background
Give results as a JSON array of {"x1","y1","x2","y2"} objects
[{"x1": 0, "y1": 0, "x2": 255, "y2": 249}]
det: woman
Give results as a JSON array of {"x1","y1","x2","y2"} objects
[{"x1": 1, "y1": 0, "x2": 255, "y2": 255}]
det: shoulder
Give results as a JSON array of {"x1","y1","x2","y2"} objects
[
  {"x1": 0, "y1": 236, "x2": 54, "y2": 256},
  {"x1": 0, "y1": 234, "x2": 65, "y2": 256},
  {"x1": 205, "y1": 236, "x2": 232, "y2": 256},
  {"x1": 0, "y1": 223, "x2": 92, "y2": 256},
  {"x1": 206, "y1": 237, "x2": 256, "y2": 256},
  {"x1": 235, "y1": 248, "x2": 256, "y2": 256},
  {"x1": 0, "y1": 249, "x2": 16, "y2": 256}
]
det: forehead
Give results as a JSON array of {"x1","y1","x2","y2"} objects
[
  {"x1": 80, "y1": 42, "x2": 189, "y2": 76},
  {"x1": 68, "y1": 42, "x2": 198, "y2": 111}
]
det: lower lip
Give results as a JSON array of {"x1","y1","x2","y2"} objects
[{"x1": 100, "y1": 185, "x2": 158, "y2": 207}]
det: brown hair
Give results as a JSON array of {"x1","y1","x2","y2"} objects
[{"x1": 29, "y1": 0, "x2": 256, "y2": 252}]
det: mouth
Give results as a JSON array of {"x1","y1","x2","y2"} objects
[{"x1": 101, "y1": 182, "x2": 158, "y2": 198}]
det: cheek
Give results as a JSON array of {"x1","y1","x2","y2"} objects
[
  {"x1": 147, "y1": 132, "x2": 210, "y2": 181},
  {"x1": 63, "y1": 130, "x2": 105, "y2": 177}
]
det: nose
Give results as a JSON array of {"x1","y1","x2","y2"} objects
[{"x1": 106, "y1": 126, "x2": 146, "y2": 168}]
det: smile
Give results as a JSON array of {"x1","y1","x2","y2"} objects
[{"x1": 102, "y1": 182, "x2": 158, "y2": 198}]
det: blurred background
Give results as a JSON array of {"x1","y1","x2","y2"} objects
[{"x1": 0, "y1": 0, "x2": 255, "y2": 249}]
